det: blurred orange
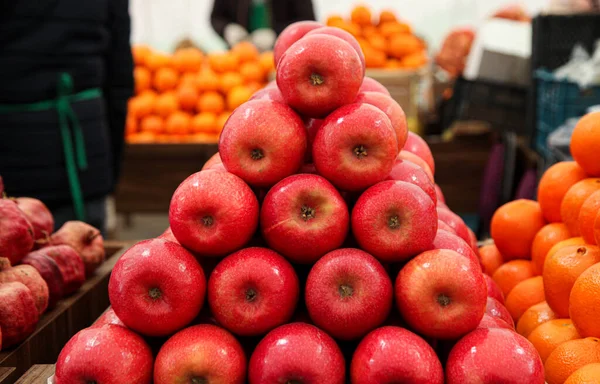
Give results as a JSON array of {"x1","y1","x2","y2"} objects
[
  {"x1": 240, "y1": 62, "x2": 265, "y2": 83},
  {"x1": 220, "y1": 72, "x2": 244, "y2": 93},
  {"x1": 197, "y1": 91, "x2": 225, "y2": 114},
  {"x1": 402, "y1": 52, "x2": 428, "y2": 68},
  {"x1": 380, "y1": 22, "x2": 411, "y2": 38},
  {"x1": 179, "y1": 72, "x2": 198, "y2": 87},
  {"x1": 196, "y1": 69, "x2": 221, "y2": 92},
  {"x1": 177, "y1": 85, "x2": 199, "y2": 111},
  {"x1": 216, "y1": 111, "x2": 230, "y2": 130},
  {"x1": 571, "y1": 111, "x2": 600, "y2": 177},
  {"x1": 154, "y1": 92, "x2": 179, "y2": 118},
  {"x1": 139, "y1": 115, "x2": 164, "y2": 134},
  {"x1": 326, "y1": 15, "x2": 344, "y2": 27},
  {"x1": 165, "y1": 112, "x2": 191, "y2": 135},
  {"x1": 379, "y1": 10, "x2": 398, "y2": 25},
  {"x1": 127, "y1": 132, "x2": 156, "y2": 144},
  {"x1": 368, "y1": 34, "x2": 387, "y2": 52},
  {"x1": 134, "y1": 67, "x2": 151, "y2": 94},
  {"x1": 190, "y1": 112, "x2": 218, "y2": 133},
  {"x1": 128, "y1": 95, "x2": 153, "y2": 119},
  {"x1": 208, "y1": 52, "x2": 240, "y2": 73},
  {"x1": 479, "y1": 244, "x2": 504, "y2": 276},
  {"x1": 132, "y1": 45, "x2": 152, "y2": 67},
  {"x1": 259, "y1": 51, "x2": 275, "y2": 74},
  {"x1": 388, "y1": 34, "x2": 422, "y2": 59},
  {"x1": 145, "y1": 52, "x2": 171, "y2": 71},
  {"x1": 538, "y1": 161, "x2": 588, "y2": 223},
  {"x1": 364, "y1": 47, "x2": 387, "y2": 68},
  {"x1": 172, "y1": 48, "x2": 203, "y2": 72},
  {"x1": 351, "y1": 5, "x2": 372, "y2": 26},
  {"x1": 125, "y1": 116, "x2": 138, "y2": 136},
  {"x1": 154, "y1": 67, "x2": 179, "y2": 92},
  {"x1": 362, "y1": 25, "x2": 378, "y2": 39},
  {"x1": 227, "y1": 85, "x2": 253, "y2": 110},
  {"x1": 232, "y1": 41, "x2": 259, "y2": 63}
]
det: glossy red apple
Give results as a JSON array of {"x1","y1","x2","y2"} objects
[
  {"x1": 108, "y1": 239, "x2": 206, "y2": 336},
  {"x1": 277, "y1": 34, "x2": 363, "y2": 118},
  {"x1": 355, "y1": 91, "x2": 408, "y2": 150},
  {"x1": 397, "y1": 150, "x2": 434, "y2": 181},
  {"x1": 219, "y1": 100, "x2": 307, "y2": 187},
  {"x1": 260, "y1": 174, "x2": 349, "y2": 264},
  {"x1": 0, "y1": 199, "x2": 34, "y2": 264},
  {"x1": 485, "y1": 297, "x2": 514, "y2": 329},
  {"x1": 350, "y1": 326, "x2": 444, "y2": 384},
  {"x1": 437, "y1": 206, "x2": 472, "y2": 244},
  {"x1": 386, "y1": 158, "x2": 436, "y2": 202},
  {"x1": 313, "y1": 103, "x2": 398, "y2": 191},
  {"x1": 201, "y1": 152, "x2": 221, "y2": 171},
  {"x1": 396, "y1": 249, "x2": 487, "y2": 339},
  {"x1": 273, "y1": 20, "x2": 322, "y2": 66},
  {"x1": 169, "y1": 170, "x2": 259, "y2": 256},
  {"x1": 352, "y1": 180, "x2": 437, "y2": 262},
  {"x1": 483, "y1": 274, "x2": 505, "y2": 303},
  {"x1": 431, "y1": 229, "x2": 480, "y2": 266},
  {"x1": 249, "y1": 86, "x2": 285, "y2": 103},
  {"x1": 435, "y1": 184, "x2": 446, "y2": 204},
  {"x1": 91, "y1": 307, "x2": 126, "y2": 329},
  {"x1": 359, "y1": 76, "x2": 391, "y2": 96},
  {"x1": 157, "y1": 226, "x2": 178, "y2": 243},
  {"x1": 55, "y1": 325, "x2": 153, "y2": 384},
  {"x1": 438, "y1": 220, "x2": 455, "y2": 233},
  {"x1": 477, "y1": 314, "x2": 512, "y2": 330},
  {"x1": 15, "y1": 197, "x2": 54, "y2": 241},
  {"x1": 248, "y1": 323, "x2": 345, "y2": 384},
  {"x1": 305, "y1": 248, "x2": 393, "y2": 340},
  {"x1": 154, "y1": 324, "x2": 246, "y2": 384},
  {"x1": 404, "y1": 131, "x2": 435, "y2": 174},
  {"x1": 208, "y1": 247, "x2": 299, "y2": 336},
  {"x1": 305, "y1": 27, "x2": 366, "y2": 73},
  {"x1": 446, "y1": 328, "x2": 544, "y2": 384}
]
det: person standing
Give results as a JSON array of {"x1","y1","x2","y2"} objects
[{"x1": 0, "y1": 0, "x2": 134, "y2": 234}]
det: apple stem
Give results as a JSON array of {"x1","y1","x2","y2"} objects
[
  {"x1": 245, "y1": 288, "x2": 258, "y2": 302},
  {"x1": 251, "y1": 148, "x2": 265, "y2": 160},
  {"x1": 300, "y1": 205, "x2": 316, "y2": 221},
  {"x1": 388, "y1": 216, "x2": 400, "y2": 229},
  {"x1": 149, "y1": 287, "x2": 162, "y2": 300},
  {"x1": 338, "y1": 284, "x2": 354, "y2": 298},
  {"x1": 353, "y1": 145, "x2": 368, "y2": 159},
  {"x1": 310, "y1": 73, "x2": 324, "y2": 86},
  {"x1": 202, "y1": 216, "x2": 214, "y2": 227},
  {"x1": 437, "y1": 294, "x2": 451, "y2": 307}
]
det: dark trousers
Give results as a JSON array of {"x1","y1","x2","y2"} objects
[{"x1": 52, "y1": 197, "x2": 107, "y2": 237}]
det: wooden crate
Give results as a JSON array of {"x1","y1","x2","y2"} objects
[
  {"x1": 14, "y1": 365, "x2": 52, "y2": 384},
  {"x1": 0, "y1": 242, "x2": 132, "y2": 384}
]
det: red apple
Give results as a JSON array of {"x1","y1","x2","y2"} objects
[
  {"x1": 248, "y1": 323, "x2": 345, "y2": 384},
  {"x1": 249, "y1": 86, "x2": 286, "y2": 103},
  {"x1": 154, "y1": 324, "x2": 246, "y2": 384},
  {"x1": 435, "y1": 184, "x2": 446, "y2": 204},
  {"x1": 485, "y1": 297, "x2": 514, "y2": 329},
  {"x1": 437, "y1": 206, "x2": 472, "y2": 244},
  {"x1": 91, "y1": 307, "x2": 126, "y2": 329},
  {"x1": 477, "y1": 314, "x2": 512, "y2": 330},
  {"x1": 277, "y1": 34, "x2": 363, "y2": 118},
  {"x1": 483, "y1": 274, "x2": 505, "y2": 303},
  {"x1": 386, "y1": 159, "x2": 436, "y2": 203},
  {"x1": 201, "y1": 152, "x2": 221, "y2": 171},
  {"x1": 355, "y1": 91, "x2": 408, "y2": 150},
  {"x1": 157, "y1": 226, "x2": 178, "y2": 243},
  {"x1": 438, "y1": 220, "x2": 455, "y2": 233},
  {"x1": 446, "y1": 328, "x2": 544, "y2": 384},
  {"x1": 359, "y1": 77, "x2": 391, "y2": 96},
  {"x1": 404, "y1": 131, "x2": 435, "y2": 174},
  {"x1": 219, "y1": 100, "x2": 307, "y2": 187},
  {"x1": 273, "y1": 20, "x2": 322, "y2": 67},
  {"x1": 350, "y1": 326, "x2": 444, "y2": 384},
  {"x1": 305, "y1": 248, "x2": 393, "y2": 340},
  {"x1": 15, "y1": 197, "x2": 54, "y2": 241},
  {"x1": 305, "y1": 27, "x2": 366, "y2": 73},
  {"x1": 352, "y1": 180, "x2": 437, "y2": 262},
  {"x1": 431, "y1": 229, "x2": 480, "y2": 266},
  {"x1": 304, "y1": 117, "x2": 323, "y2": 162},
  {"x1": 260, "y1": 174, "x2": 349, "y2": 264},
  {"x1": 467, "y1": 227, "x2": 480, "y2": 256},
  {"x1": 50, "y1": 220, "x2": 105, "y2": 276},
  {"x1": 55, "y1": 325, "x2": 153, "y2": 384},
  {"x1": 208, "y1": 247, "x2": 299, "y2": 336},
  {"x1": 397, "y1": 150, "x2": 434, "y2": 181},
  {"x1": 108, "y1": 239, "x2": 206, "y2": 336},
  {"x1": 395, "y1": 249, "x2": 487, "y2": 339},
  {"x1": 169, "y1": 170, "x2": 259, "y2": 256},
  {"x1": 0, "y1": 281, "x2": 39, "y2": 348},
  {"x1": 313, "y1": 103, "x2": 398, "y2": 191},
  {"x1": 0, "y1": 199, "x2": 34, "y2": 264},
  {"x1": 0, "y1": 257, "x2": 49, "y2": 315}
]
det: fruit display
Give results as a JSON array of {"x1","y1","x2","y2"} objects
[
  {"x1": 324, "y1": 5, "x2": 428, "y2": 69},
  {"x1": 126, "y1": 43, "x2": 275, "y2": 144},
  {"x1": 479, "y1": 111, "x2": 600, "y2": 383},
  {"x1": 0, "y1": 186, "x2": 105, "y2": 351},
  {"x1": 52, "y1": 21, "x2": 549, "y2": 383}
]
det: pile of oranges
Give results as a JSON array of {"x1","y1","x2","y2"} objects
[
  {"x1": 126, "y1": 43, "x2": 274, "y2": 144},
  {"x1": 326, "y1": 5, "x2": 428, "y2": 70},
  {"x1": 479, "y1": 111, "x2": 600, "y2": 384}
]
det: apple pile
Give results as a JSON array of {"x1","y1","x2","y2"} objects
[
  {"x1": 52, "y1": 22, "x2": 544, "y2": 383},
  {"x1": 0, "y1": 176, "x2": 105, "y2": 351}
]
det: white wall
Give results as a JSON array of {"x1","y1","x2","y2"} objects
[{"x1": 130, "y1": 0, "x2": 547, "y2": 52}]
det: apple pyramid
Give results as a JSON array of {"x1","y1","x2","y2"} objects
[{"x1": 53, "y1": 21, "x2": 545, "y2": 384}]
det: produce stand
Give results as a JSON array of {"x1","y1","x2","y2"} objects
[{"x1": 0, "y1": 242, "x2": 132, "y2": 384}]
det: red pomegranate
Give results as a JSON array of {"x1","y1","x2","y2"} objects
[{"x1": 0, "y1": 257, "x2": 49, "y2": 315}]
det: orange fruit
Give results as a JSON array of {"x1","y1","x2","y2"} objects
[
  {"x1": 328, "y1": 19, "x2": 361, "y2": 37},
  {"x1": 153, "y1": 67, "x2": 179, "y2": 92},
  {"x1": 363, "y1": 46, "x2": 387, "y2": 68},
  {"x1": 362, "y1": 25, "x2": 378, "y2": 39},
  {"x1": 492, "y1": 259, "x2": 536, "y2": 297},
  {"x1": 216, "y1": 111, "x2": 230, "y2": 130},
  {"x1": 189, "y1": 132, "x2": 219, "y2": 143},
  {"x1": 532, "y1": 223, "x2": 572, "y2": 275},
  {"x1": 367, "y1": 34, "x2": 387, "y2": 52},
  {"x1": 179, "y1": 72, "x2": 198, "y2": 87},
  {"x1": 154, "y1": 92, "x2": 179, "y2": 118},
  {"x1": 171, "y1": 48, "x2": 203, "y2": 73},
  {"x1": 570, "y1": 263, "x2": 600, "y2": 337},
  {"x1": 545, "y1": 337, "x2": 600, "y2": 384},
  {"x1": 259, "y1": 51, "x2": 275, "y2": 74},
  {"x1": 145, "y1": 52, "x2": 172, "y2": 71},
  {"x1": 539, "y1": 162, "x2": 588, "y2": 222},
  {"x1": 517, "y1": 301, "x2": 557, "y2": 338},
  {"x1": 579, "y1": 191, "x2": 600, "y2": 244},
  {"x1": 197, "y1": 91, "x2": 225, "y2": 114},
  {"x1": 547, "y1": 237, "x2": 587, "y2": 261},
  {"x1": 351, "y1": 5, "x2": 372, "y2": 26},
  {"x1": 208, "y1": 52, "x2": 240, "y2": 73},
  {"x1": 239, "y1": 62, "x2": 265, "y2": 83},
  {"x1": 379, "y1": 22, "x2": 411, "y2": 39},
  {"x1": 562, "y1": 179, "x2": 600, "y2": 236},
  {"x1": 227, "y1": 85, "x2": 253, "y2": 111},
  {"x1": 134, "y1": 67, "x2": 151, "y2": 95},
  {"x1": 176, "y1": 85, "x2": 199, "y2": 111},
  {"x1": 571, "y1": 112, "x2": 600, "y2": 176},
  {"x1": 565, "y1": 363, "x2": 600, "y2": 384},
  {"x1": 491, "y1": 199, "x2": 546, "y2": 261},
  {"x1": 401, "y1": 52, "x2": 428, "y2": 69},
  {"x1": 128, "y1": 95, "x2": 154, "y2": 119},
  {"x1": 479, "y1": 244, "x2": 504, "y2": 276},
  {"x1": 544, "y1": 245, "x2": 600, "y2": 318},
  {"x1": 505, "y1": 276, "x2": 545, "y2": 322},
  {"x1": 165, "y1": 112, "x2": 191, "y2": 135},
  {"x1": 127, "y1": 132, "x2": 156, "y2": 144},
  {"x1": 125, "y1": 115, "x2": 138, "y2": 136},
  {"x1": 190, "y1": 112, "x2": 218, "y2": 134},
  {"x1": 196, "y1": 70, "x2": 220, "y2": 92},
  {"x1": 219, "y1": 72, "x2": 244, "y2": 93},
  {"x1": 232, "y1": 41, "x2": 259, "y2": 63},
  {"x1": 326, "y1": 15, "x2": 344, "y2": 27},
  {"x1": 528, "y1": 319, "x2": 581, "y2": 363},
  {"x1": 596, "y1": 211, "x2": 600, "y2": 246},
  {"x1": 379, "y1": 10, "x2": 398, "y2": 25},
  {"x1": 385, "y1": 58, "x2": 402, "y2": 69},
  {"x1": 388, "y1": 34, "x2": 422, "y2": 59},
  {"x1": 132, "y1": 45, "x2": 152, "y2": 67},
  {"x1": 139, "y1": 115, "x2": 164, "y2": 134},
  {"x1": 245, "y1": 81, "x2": 263, "y2": 94}
]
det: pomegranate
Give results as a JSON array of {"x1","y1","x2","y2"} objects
[
  {"x1": 30, "y1": 245, "x2": 85, "y2": 295},
  {"x1": 0, "y1": 257, "x2": 49, "y2": 315},
  {"x1": 22, "y1": 252, "x2": 65, "y2": 308},
  {"x1": 0, "y1": 199, "x2": 34, "y2": 264},
  {"x1": 50, "y1": 221, "x2": 105, "y2": 276},
  {"x1": 15, "y1": 197, "x2": 54, "y2": 241},
  {"x1": 0, "y1": 281, "x2": 39, "y2": 348}
]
